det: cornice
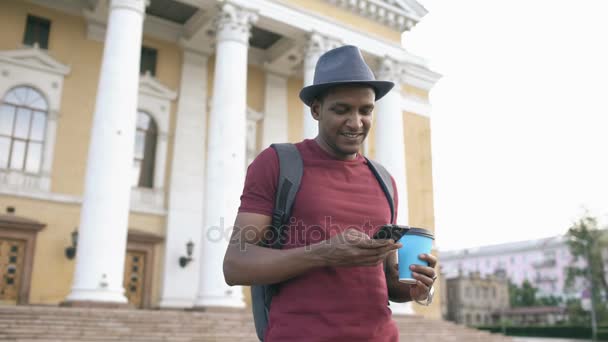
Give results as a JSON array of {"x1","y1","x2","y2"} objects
[{"x1": 325, "y1": 0, "x2": 427, "y2": 32}]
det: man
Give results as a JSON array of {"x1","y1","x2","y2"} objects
[{"x1": 223, "y1": 45, "x2": 437, "y2": 341}]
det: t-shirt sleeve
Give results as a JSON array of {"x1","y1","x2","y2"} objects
[
  {"x1": 238, "y1": 147, "x2": 279, "y2": 216},
  {"x1": 391, "y1": 176, "x2": 399, "y2": 224}
]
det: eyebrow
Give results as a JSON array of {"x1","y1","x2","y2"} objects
[{"x1": 330, "y1": 102, "x2": 374, "y2": 107}]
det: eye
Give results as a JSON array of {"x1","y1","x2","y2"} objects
[
  {"x1": 332, "y1": 106, "x2": 349, "y2": 114},
  {"x1": 360, "y1": 107, "x2": 374, "y2": 115}
]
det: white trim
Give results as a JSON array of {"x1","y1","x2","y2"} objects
[
  {"x1": 403, "y1": 63, "x2": 442, "y2": 91},
  {"x1": 0, "y1": 48, "x2": 70, "y2": 76},
  {"x1": 143, "y1": 15, "x2": 185, "y2": 43},
  {"x1": 401, "y1": 94, "x2": 432, "y2": 118},
  {"x1": 0, "y1": 188, "x2": 166, "y2": 216},
  {"x1": 131, "y1": 74, "x2": 177, "y2": 213},
  {"x1": 229, "y1": 0, "x2": 427, "y2": 65},
  {"x1": 26, "y1": 0, "x2": 86, "y2": 17},
  {"x1": 139, "y1": 72, "x2": 178, "y2": 101},
  {"x1": 0, "y1": 47, "x2": 70, "y2": 194},
  {"x1": 325, "y1": 0, "x2": 424, "y2": 31}
]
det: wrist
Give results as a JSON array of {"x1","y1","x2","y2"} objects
[{"x1": 302, "y1": 242, "x2": 328, "y2": 268}]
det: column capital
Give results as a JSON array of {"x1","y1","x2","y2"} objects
[
  {"x1": 214, "y1": 2, "x2": 258, "y2": 44},
  {"x1": 303, "y1": 32, "x2": 342, "y2": 67},
  {"x1": 376, "y1": 56, "x2": 406, "y2": 85},
  {"x1": 110, "y1": 0, "x2": 147, "y2": 14}
]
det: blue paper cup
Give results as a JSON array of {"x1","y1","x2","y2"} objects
[{"x1": 397, "y1": 228, "x2": 434, "y2": 284}]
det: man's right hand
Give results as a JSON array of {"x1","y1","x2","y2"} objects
[{"x1": 313, "y1": 228, "x2": 401, "y2": 267}]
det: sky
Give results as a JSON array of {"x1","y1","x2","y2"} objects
[{"x1": 401, "y1": 0, "x2": 608, "y2": 251}]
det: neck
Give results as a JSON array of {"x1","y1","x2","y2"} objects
[{"x1": 314, "y1": 136, "x2": 357, "y2": 161}]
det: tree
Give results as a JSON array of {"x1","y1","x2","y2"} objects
[
  {"x1": 564, "y1": 215, "x2": 608, "y2": 303},
  {"x1": 564, "y1": 214, "x2": 608, "y2": 337},
  {"x1": 509, "y1": 280, "x2": 538, "y2": 307}
]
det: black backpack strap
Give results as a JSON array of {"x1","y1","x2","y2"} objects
[
  {"x1": 364, "y1": 157, "x2": 395, "y2": 224},
  {"x1": 269, "y1": 143, "x2": 303, "y2": 249}
]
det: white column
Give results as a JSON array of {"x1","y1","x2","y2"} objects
[
  {"x1": 262, "y1": 71, "x2": 288, "y2": 147},
  {"x1": 194, "y1": 2, "x2": 257, "y2": 308},
  {"x1": 66, "y1": 0, "x2": 146, "y2": 304},
  {"x1": 374, "y1": 57, "x2": 413, "y2": 315},
  {"x1": 159, "y1": 50, "x2": 209, "y2": 308},
  {"x1": 301, "y1": 33, "x2": 341, "y2": 140}
]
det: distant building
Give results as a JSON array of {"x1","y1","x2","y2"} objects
[
  {"x1": 442, "y1": 272, "x2": 509, "y2": 326},
  {"x1": 499, "y1": 306, "x2": 568, "y2": 326},
  {"x1": 439, "y1": 235, "x2": 581, "y2": 299}
]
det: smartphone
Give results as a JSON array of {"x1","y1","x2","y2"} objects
[{"x1": 372, "y1": 224, "x2": 409, "y2": 241}]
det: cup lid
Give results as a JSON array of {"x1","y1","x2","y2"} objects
[{"x1": 405, "y1": 227, "x2": 434, "y2": 240}]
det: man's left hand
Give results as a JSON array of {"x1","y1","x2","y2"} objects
[{"x1": 393, "y1": 253, "x2": 438, "y2": 301}]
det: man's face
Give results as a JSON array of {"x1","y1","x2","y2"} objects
[{"x1": 311, "y1": 85, "x2": 375, "y2": 159}]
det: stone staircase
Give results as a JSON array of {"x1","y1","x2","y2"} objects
[{"x1": 0, "y1": 305, "x2": 512, "y2": 341}]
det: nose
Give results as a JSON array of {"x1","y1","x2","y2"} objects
[{"x1": 345, "y1": 112, "x2": 363, "y2": 131}]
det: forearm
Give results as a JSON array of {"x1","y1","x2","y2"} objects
[{"x1": 223, "y1": 242, "x2": 325, "y2": 286}]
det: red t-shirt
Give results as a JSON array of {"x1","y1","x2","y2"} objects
[{"x1": 239, "y1": 139, "x2": 399, "y2": 342}]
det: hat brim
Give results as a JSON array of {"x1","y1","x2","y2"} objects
[{"x1": 299, "y1": 80, "x2": 395, "y2": 107}]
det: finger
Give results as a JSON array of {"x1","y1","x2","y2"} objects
[
  {"x1": 419, "y1": 253, "x2": 438, "y2": 268},
  {"x1": 412, "y1": 271, "x2": 434, "y2": 288},
  {"x1": 356, "y1": 238, "x2": 396, "y2": 249},
  {"x1": 410, "y1": 264, "x2": 437, "y2": 280}
]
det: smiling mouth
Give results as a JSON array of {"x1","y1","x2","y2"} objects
[{"x1": 341, "y1": 132, "x2": 363, "y2": 139}]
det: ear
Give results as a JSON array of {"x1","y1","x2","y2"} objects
[{"x1": 310, "y1": 100, "x2": 322, "y2": 121}]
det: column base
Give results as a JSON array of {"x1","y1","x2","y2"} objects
[
  {"x1": 60, "y1": 300, "x2": 133, "y2": 309},
  {"x1": 193, "y1": 294, "x2": 246, "y2": 309},
  {"x1": 390, "y1": 302, "x2": 414, "y2": 315},
  {"x1": 65, "y1": 288, "x2": 128, "y2": 304},
  {"x1": 158, "y1": 298, "x2": 194, "y2": 309}
]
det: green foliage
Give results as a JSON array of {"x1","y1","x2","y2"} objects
[
  {"x1": 564, "y1": 214, "x2": 608, "y2": 324},
  {"x1": 476, "y1": 325, "x2": 608, "y2": 341},
  {"x1": 509, "y1": 280, "x2": 538, "y2": 307},
  {"x1": 508, "y1": 281, "x2": 562, "y2": 307}
]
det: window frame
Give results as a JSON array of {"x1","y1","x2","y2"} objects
[
  {"x1": 0, "y1": 86, "x2": 49, "y2": 175},
  {"x1": 23, "y1": 15, "x2": 51, "y2": 49}
]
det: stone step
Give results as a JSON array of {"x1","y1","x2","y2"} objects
[{"x1": 0, "y1": 305, "x2": 512, "y2": 342}]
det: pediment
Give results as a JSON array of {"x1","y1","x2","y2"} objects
[
  {"x1": 139, "y1": 72, "x2": 178, "y2": 101},
  {"x1": 0, "y1": 46, "x2": 70, "y2": 76}
]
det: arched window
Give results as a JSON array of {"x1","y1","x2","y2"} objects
[
  {"x1": 0, "y1": 86, "x2": 48, "y2": 174},
  {"x1": 132, "y1": 110, "x2": 157, "y2": 188}
]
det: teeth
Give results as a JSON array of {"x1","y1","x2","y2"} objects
[{"x1": 343, "y1": 133, "x2": 358, "y2": 137}]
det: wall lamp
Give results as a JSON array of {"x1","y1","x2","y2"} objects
[
  {"x1": 179, "y1": 240, "x2": 194, "y2": 268},
  {"x1": 65, "y1": 229, "x2": 78, "y2": 259}
]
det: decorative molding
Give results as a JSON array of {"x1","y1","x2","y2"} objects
[
  {"x1": 135, "y1": 74, "x2": 176, "y2": 213},
  {"x1": 303, "y1": 32, "x2": 342, "y2": 66},
  {"x1": 376, "y1": 55, "x2": 406, "y2": 84},
  {"x1": 214, "y1": 2, "x2": 259, "y2": 44},
  {"x1": 143, "y1": 15, "x2": 185, "y2": 43},
  {"x1": 403, "y1": 63, "x2": 442, "y2": 91},
  {"x1": 130, "y1": 187, "x2": 166, "y2": 215},
  {"x1": 0, "y1": 47, "x2": 71, "y2": 195},
  {"x1": 0, "y1": 171, "x2": 51, "y2": 194},
  {"x1": 139, "y1": 72, "x2": 178, "y2": 101},
  {"x1": 325, "y1": 0, "x2": 426, "y2": 31},
  {"x1": 0, "y1": 187, "x2": 166, "y2": 216},
  {"x1": 0, "y1": 47, "x2": 70, "y2": 76},
  {"x1": 228, "y1": 0, "x2": 426, "y2": 66}
]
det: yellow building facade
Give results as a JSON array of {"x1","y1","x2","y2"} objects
[{"x1": 0, "y1": 0, "x2": 441, "y2": 319}]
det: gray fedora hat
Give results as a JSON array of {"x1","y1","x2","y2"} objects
[{"x1": 299, "y1": 45, "x2": 394, "y2": 106}]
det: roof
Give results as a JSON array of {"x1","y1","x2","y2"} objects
[
  {"x1": 439, "y1": 235, "x2": 568, "y2": 260},
  {"x1": 496, "y1": 306, "x2": 567, "y2": 315}
]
